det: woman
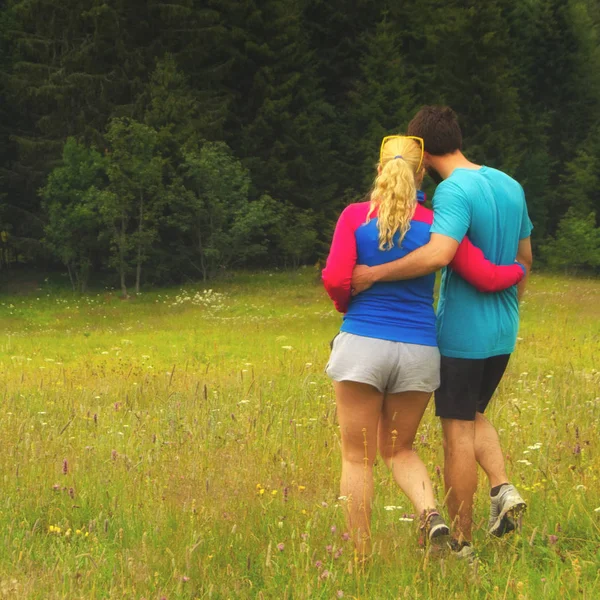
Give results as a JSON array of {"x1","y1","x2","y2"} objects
[{"x1": 322, "y1": 135, "x2": 524, "y2": 558}]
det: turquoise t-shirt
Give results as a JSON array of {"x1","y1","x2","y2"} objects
[{"x1": 430, "y1": 166, "x2": 533, "y2": 359}]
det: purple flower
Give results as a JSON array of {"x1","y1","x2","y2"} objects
[
  {"x1": 182, "y1": 576, "x2": 190, "y2": 583},
  {"x1": 326, "y1": 545, "x2": 333, "y2": 553},
  {"x1": 315, "y1": 560, "x2": 323, "y2": 569},
  {"x1": 435, "y1": 465, "x2": 441, "y2": 478},
  {"x1": 277, "y1": 543, "x2": 285, "y2": 551},
  {"x1": 62, "y1": 459, "x2": 68, "y2": 475},
  {"x1": 548, "y1": 535, "x2": 558, "y2": 545},
  {"x1": 320, "y1": 570, "x2": 330, "y2": 580},
  {"x1": 573, "y1": 443, "x2": 581, "y2": 455},
  {"x1": 69, "y1": 487, "x2": 75, "y2": 499},
  {"x1": 52, "y1": 484, "x2": 60, "y2": 492},
  {"x1": 334, "y1": 548, "x2": 343, "y2": 559},
  {"x1": 330, "y1": 525, "x2": 337, "y2": 534},
  {"x1": 342, "y1": 532, "x2": 350, "y2": 541},
  {"x1": 111, "y1": 450, "x2": 118, "y2": 461},
  {"x1": 337, "y1": 592, "x2": 344, "y2": 599}
]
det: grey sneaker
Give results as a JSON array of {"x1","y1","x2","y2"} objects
[
  {"x1": 423, "y1": 511, "x2": 450, "y2": 544},
  {"x1": 488, "y1": 484, "x2": 527, "y2": 537}
]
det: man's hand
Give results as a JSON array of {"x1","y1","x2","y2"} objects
[{"x1": 351, "y1": 264, "x2": 376, "y2": 296}]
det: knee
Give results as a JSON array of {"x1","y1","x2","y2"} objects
[
  {"x1": 378, "y1": 436, "x2": 413, "y2": 463},
  {"x1": 442, "y1": 420, "x2": 475, "y2": 454},
  {"x1": 343, "y1": 447, "x2": 377, "y2": 468}
]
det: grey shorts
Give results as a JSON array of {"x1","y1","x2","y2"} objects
[{"x1": 326, "y1": 332, "x2": 440, "y2": 394}]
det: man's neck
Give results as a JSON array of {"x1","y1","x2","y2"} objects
[{"x1": 434, "y1": 151, "x2": 481, "y2": 180}]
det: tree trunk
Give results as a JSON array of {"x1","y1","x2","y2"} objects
[
  {"x1": 120, "y1": 215, "x2": 128, "y2": 298},
  {"x1": 136, "y1": 191, "x2": 144, "y2": 294},
  {"x1": 66, "y1": 263, "x2": 75, "y2": 292},
  {"x1": 197, "y1": 227, "x2": 207, "y2": 282}
]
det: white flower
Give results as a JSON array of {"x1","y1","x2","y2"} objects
[{"x1": 398, "y1": 517, "x2": 414, "y2": 522}]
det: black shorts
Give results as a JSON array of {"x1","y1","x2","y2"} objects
[{"x1": 434, "y1": 354, "x2": 511, "y2": 421}]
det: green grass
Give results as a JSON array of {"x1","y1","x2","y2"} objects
[{"x1": 0, "y1": 269, "x2": 598, "y2": 599}]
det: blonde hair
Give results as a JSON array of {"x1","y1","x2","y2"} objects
[{"x1": 367, "y1": 136, "x2": 423, "y2": 250}]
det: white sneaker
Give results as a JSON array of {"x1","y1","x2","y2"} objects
[{"x1": 488, "y1": 484, "x2": 526, "y2": 537}]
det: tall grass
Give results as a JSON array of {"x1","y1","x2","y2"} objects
[{"x1": 0, "y1": 270, "x2": 598, "y2": 599}]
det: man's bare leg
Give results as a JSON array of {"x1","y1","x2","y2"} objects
[
  {"x1": 474, "y1": 412, "x2": 508, "y2": 488},
  {"x1": 442, "y1": 418, "x2": 477, "y2": 542}
]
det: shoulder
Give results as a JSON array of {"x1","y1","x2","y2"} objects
[
  {"x1": 339, "y1": 201, "x2": 371, "y2": 228},
  {"x1": 484, "y1": 167, "x2": 526, "y2": 199},
  {"x1": 413, "y1": 203, "x2": 433, "y2": 225},
  {"x1": 433, "y1": 176, "x2": 469, "y2": 206}
]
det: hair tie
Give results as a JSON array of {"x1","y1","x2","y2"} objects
[{"x1": 394, "y1": 155, "x2": 403, "y2": 159}]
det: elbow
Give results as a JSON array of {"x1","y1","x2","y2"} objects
[{"x1": 432, "y1": 248, "x2": 455, "y2": 270}]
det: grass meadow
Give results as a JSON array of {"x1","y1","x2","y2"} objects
[{"x1": 0, "y1": 269, "x2": 598, "y2": 599}]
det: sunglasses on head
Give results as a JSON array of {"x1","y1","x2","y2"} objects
[{"x1": 379, "y1": 135, "x2": 424, "y2": 172}]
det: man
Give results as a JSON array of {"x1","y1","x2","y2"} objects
[{"x1": 352, "y1": 106, "x2": 533, "y2": 556}]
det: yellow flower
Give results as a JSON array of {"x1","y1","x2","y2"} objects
[
  {"x1": 271, "y1": 490, "x2": 278, "y2": 496},
  {"x1": 298, "y1": 485, "x2": 306, "y2": 491},
  {"x1": 259, "y1": 489, "x2": 265, "y2": 495}
]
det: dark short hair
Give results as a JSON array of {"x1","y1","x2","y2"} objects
[{"x1": 407, "y1": 106, "x2": 462, "y2": 155}]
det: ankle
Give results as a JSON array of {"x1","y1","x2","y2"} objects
[{"x1": 490, "y1": 482, "x2": 509, "y2": 497}]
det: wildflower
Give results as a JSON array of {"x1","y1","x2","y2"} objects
[
  {"x1": 548, "y1": 535, "x2": 558, "y2": 545},
  {"x1": 326, "y1": 545, "x2": 333, "y2": 553},
  {"x1": 342, "y1": 532, "x2": 350, "y2": 541},
  {"x1": 337, "y1": 592, "x2": 344, "y2": 599},
  {"x1": 182, "y1": 576, "x2": 190, "y2": 583},
  {"x1": 315, "y1": 560, "x2": 323, "y2": 569},
  {"x1": 320, "y1": 570, "x2": 330, "y2": 580},
  {"x1": 334, "y1": 548, "x2": 343, "y2": 559},
  {"x1": 331, "y1": 525, "x2": 336, "y2": 534},
  {"x1": 301, "y1": 533, "x2": 308, "y2": 541},
  {"x1": 62, "y1": 459, "x2": 68, "y2": 475},
  {"x1": 298, "y1": 485, "x2": 306, "y2": 492},
  {"x1": 271, "y1": 490, "x2": 278, "y2": 496},
  {"x1": 277, "y1": 543, "x2": 284, "y2": 552}
]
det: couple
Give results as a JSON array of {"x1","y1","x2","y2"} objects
[{"x1": 322, "y1": 106, "x2": 533, "y2": 559}]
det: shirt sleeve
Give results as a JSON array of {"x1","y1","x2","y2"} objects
[
  {"x1": 519, "y1": 187, "x2": 534, "y2": 240},
  {"x1": 430, "y1": 180, "x2": 471, "y2": 243},
  {"x1": 322, "y1": 206, "x2": 358, "y2": 313},
  {"x1": 450, "y1": 237, "x2": 526, "y2": 293}
]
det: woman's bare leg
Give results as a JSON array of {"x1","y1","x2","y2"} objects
[
  {"x1": 334, "y1": 381, "x2": 383, "y2": 559},
  {"x1": 378, "y1": 391, "x2": 437, "y2": 515}
]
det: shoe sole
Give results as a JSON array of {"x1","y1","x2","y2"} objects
[
  {"x1": 489, "y1": 502, "x2": 526, "y2": 537},
  {"x1": 427, "y1": 524, "x2": 451, "y2": 553}
]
